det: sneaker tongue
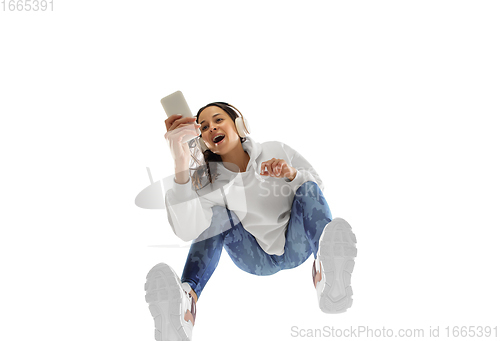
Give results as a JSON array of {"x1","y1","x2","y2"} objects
[
  {"x1": 181, "y1": 282, "x2": 192, "y2": 293},
  {"x1": 312, "y1": 262, "x2": 317, "y2": 287},
  {"x1": 190, "y1": 295, "x2": 197, "y2": 324}
]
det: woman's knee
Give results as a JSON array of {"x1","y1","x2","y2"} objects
[
  {"x1": 292, "y1": 181, "x2": 331, "y2": 220},
  {"x1": 295, "y1": 181, "x2": 322, "y2": 200},
  {"x1": 225, "y1": 246, "x2": 281, "y2": 276}
]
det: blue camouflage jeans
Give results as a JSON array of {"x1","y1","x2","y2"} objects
[{"x1": 180, "y1": 181, "x2": 332, "y2": 299}]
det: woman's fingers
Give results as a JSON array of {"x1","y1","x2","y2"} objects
[
  {"x1": 260, "y1": 158, "x2": 274, "y2": 176},
  {"x1": 165, "y1": 124, "x2": 200, "y2": 143},
  {"x1": 165, "y1": 114, "x2": 184, "y2": 130},
  {"x1": 267, "y1": 159, "x2": 277, "y2": 176},
  {"x1": 274, "y1": 159, "x2": 287, "y2": 177},
  {"x1": 260, "y1": 158, "x2": 289, "y2": 177},
  {"x1": 170, "y1": 117, "x2": 198, "y2": 131},
  {"x1": 165, "y1": 115, "x2": 198, "y2": 132},
  {"x1": 175, "y1": 122, "x2": 201, "y2": 131},
  {"x1": 260, "y1": 164, "x2": 269, "y2": 176},
  {"x1": 271, "y1": 159, "x2": 283, "y2": 176}
]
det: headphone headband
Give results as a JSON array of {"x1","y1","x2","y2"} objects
[{"x1": 203, "y1": 102, "x2": 244, "y2": 120}]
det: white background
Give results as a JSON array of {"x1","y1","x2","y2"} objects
[{"x1": 1, "y1": 1, "x2": 499, "y2": 340}]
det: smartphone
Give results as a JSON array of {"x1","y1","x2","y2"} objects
[
  {"x1": 160, "y1": 90, "x2": 193, "y2": 118},
  {"x1": 160, "y1": 90, "x2": 200, "y2": 143}
]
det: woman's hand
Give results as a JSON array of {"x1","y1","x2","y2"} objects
[
  {"x1": 260, "y1": 158, "x2": 297, "y2": 181},
  {"x1": 164, "y1": 115, "x2": 201, "y2": 172}
]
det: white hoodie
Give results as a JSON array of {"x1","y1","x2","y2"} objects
[{"x1": 164, "y1": 136, "x2": 324, "y2": 256}]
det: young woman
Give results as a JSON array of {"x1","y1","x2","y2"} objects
[{"x1": 145, "y1": 102, "x2": 357, "y2": 341}]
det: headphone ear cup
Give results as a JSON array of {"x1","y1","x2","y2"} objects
[{"x1": 235, "y1": 117, "x2": 251, "y2": 137}]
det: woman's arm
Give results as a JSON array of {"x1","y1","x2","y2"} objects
[
  {"x1": 164, "y1": 179, "x2": 215, "y2": 241},
  {"x1": 258, "y1": 141, "x2": 324, "y2": 193},
  {"x1": 163, "y1": 115, "x2": 214, "y2": 240},
  {"x1": 283, "y1": 142, "x2": 324, "y2": 189}
]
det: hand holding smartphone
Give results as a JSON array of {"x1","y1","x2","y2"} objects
[{"x1": 161, "y1": 91, "x2": 201, "y2": 144}]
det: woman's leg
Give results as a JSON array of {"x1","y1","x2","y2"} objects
[
  {"x1": 180, "y1": 206, "x2": 231, "y2": 300},
  {"x1": 181, "y1": 181, "x2": 332, "y2": 299},
  {"x1": 280, "y1": 181, "x2": 333, "y2": 270},
  {"x1": 222, "y1": 181, "x2": 332, "y2": 274},
  {"x1": 181, "y1": 205, "x2": 283, "y2": 300},
  {"x1": 221, "y1": 212, "x2": 282, "y2": 276}
]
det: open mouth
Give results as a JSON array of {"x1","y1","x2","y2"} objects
[{"x1": 213, "y1": 134, "x2": 226, "y2": 145}]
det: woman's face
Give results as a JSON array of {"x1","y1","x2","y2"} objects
[{"x1": 198, "y1": 106, "x2": 240, "y2": 155}]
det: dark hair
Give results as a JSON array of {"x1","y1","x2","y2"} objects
[{"x1": 190, "y1": 102, "x2": 247, "y2": 190}]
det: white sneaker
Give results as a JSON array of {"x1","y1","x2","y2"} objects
[
  {"x1": 145, "y1": 263, "x2": 196, "y2": 341},
  {"x1": 313, "y1": 218, "x2": 357, "y2": 313}
]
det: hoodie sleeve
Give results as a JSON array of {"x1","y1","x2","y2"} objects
[
  {"x1": 281, "y1": 142, "x2": 325, "y2": 193},
  {"x1": 164, "y1": 179, "x2": 215, "y2": 242}
]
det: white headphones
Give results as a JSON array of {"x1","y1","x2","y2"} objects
[{"x1": 197, "y1": 102, "x2": 251, "y2": 152}]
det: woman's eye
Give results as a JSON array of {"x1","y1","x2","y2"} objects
[
  {"x1": 201, "y1": 125, "x2": 208, "y2": 131},
  {"x1": 216, "y1": 118, "x2": 223, "y2": 122}
]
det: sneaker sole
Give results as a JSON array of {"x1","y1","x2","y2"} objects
[
  {"x1": 317, "y1": 218, "x2": 357, "y2": 313},
  {"x1": 144, "y1": 263, "x2": 191, "y2": 341}
]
